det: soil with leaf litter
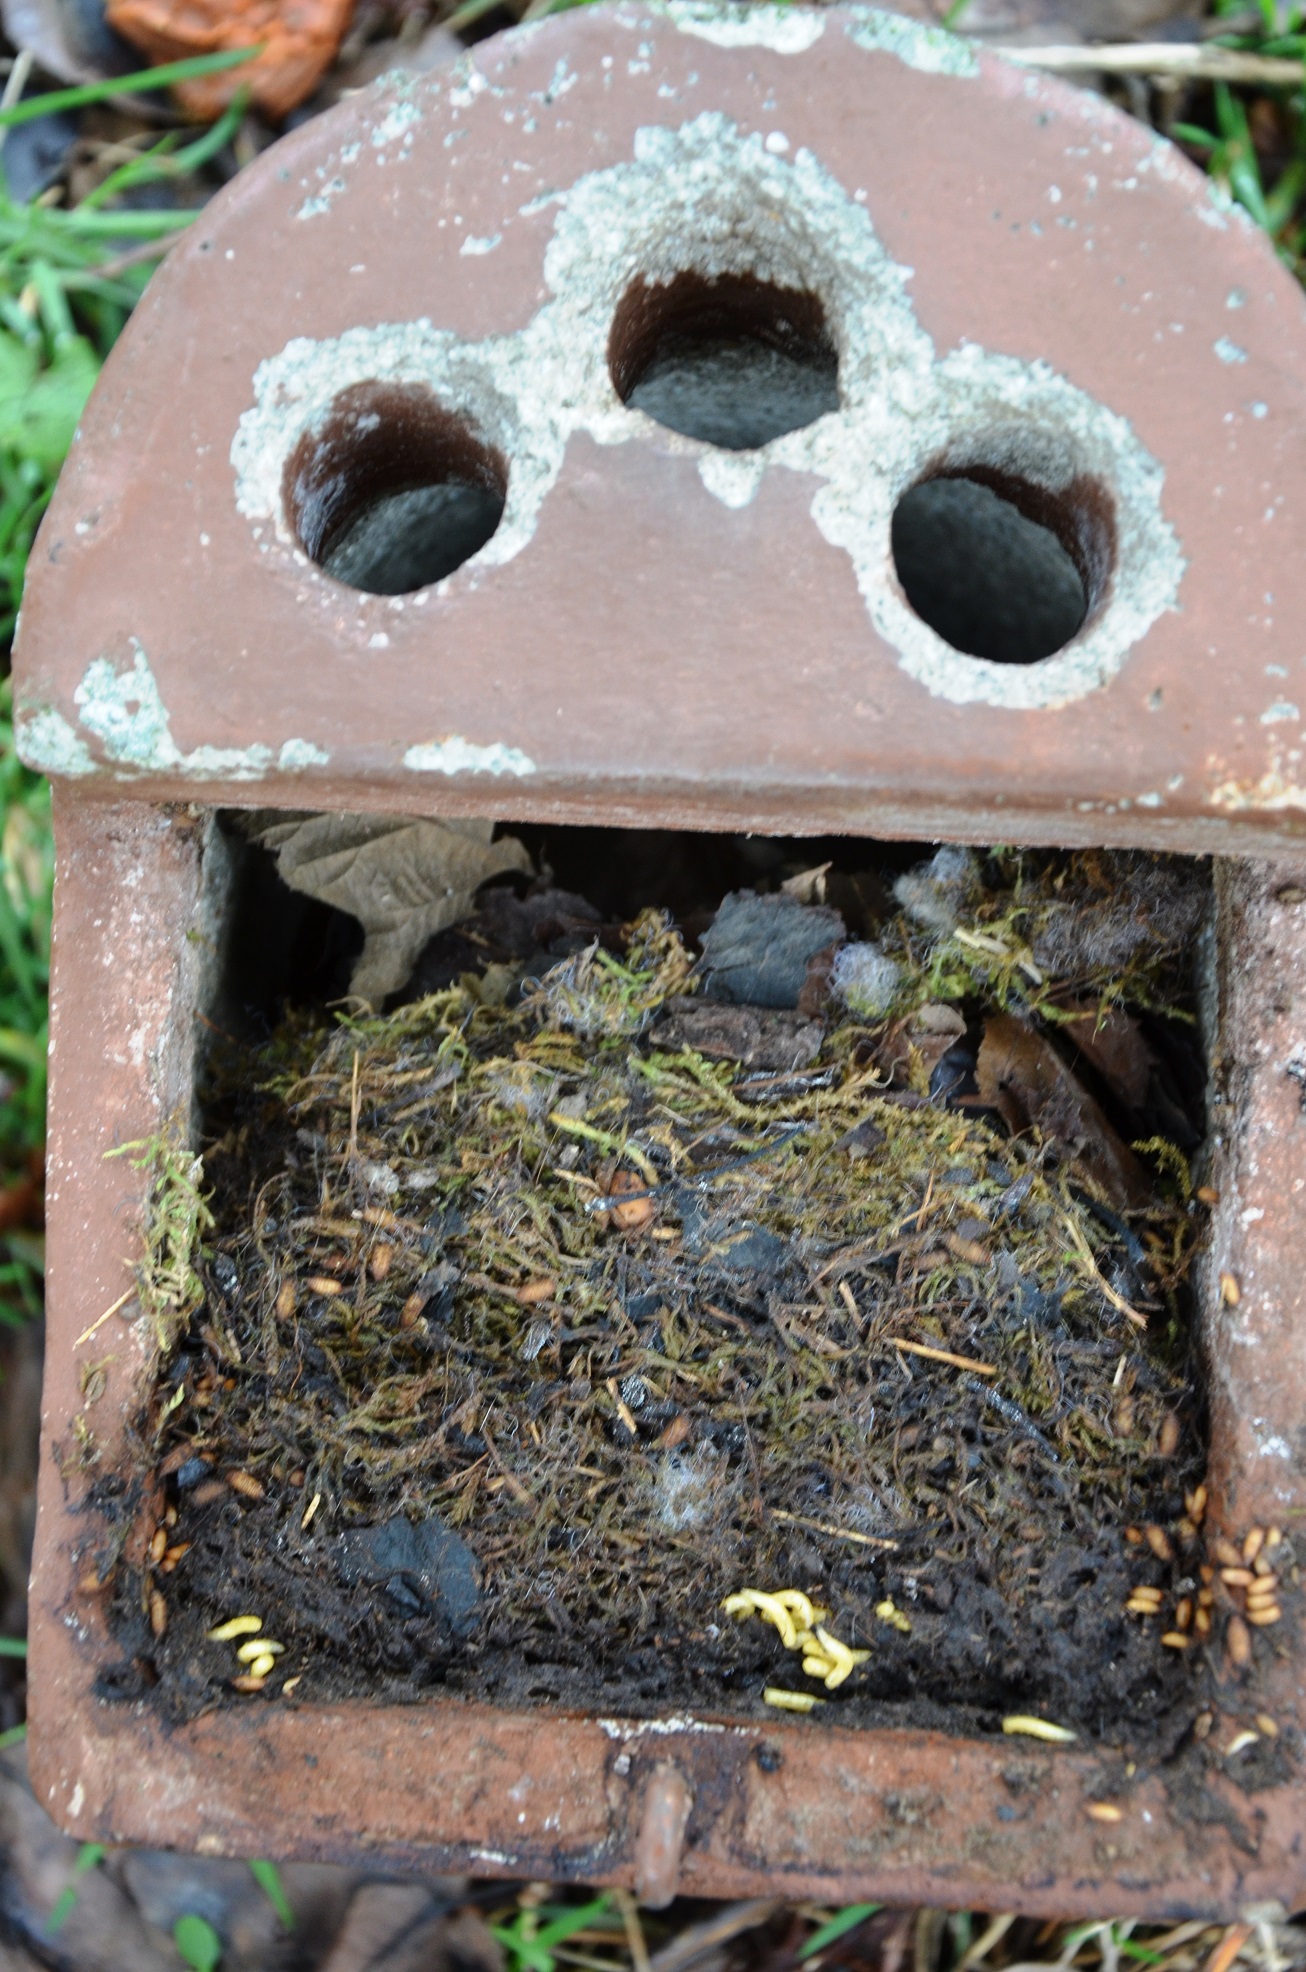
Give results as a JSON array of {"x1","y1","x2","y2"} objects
[{"x1": 104, "y1": 841, "x2": 1223, "y2": 1754}]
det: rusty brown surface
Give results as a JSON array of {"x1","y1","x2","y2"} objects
[
  {"x1": 1202, "y1": 864, "x2": 1306, "y2": 1534},
  {"x1": 12, "y1": 5, "x2": 1306, "y2": 853},
  {"x1": 24, "y1": 802, "x2": 1306, "y2": 1916}
]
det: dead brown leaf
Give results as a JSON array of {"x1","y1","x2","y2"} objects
[
  {"x1": 104, "y1": 0, "x2": 353, "y2": 120},
  {"x1": 246, "y1": 811, "x2": 531, "y2": 1005},
  {"x1": 1061, "y1": 1001, "x2": 1154, "y2": 1110},
  {"x1": 977, "y1": 1012, "x2": 1149, "y2": 1208}
]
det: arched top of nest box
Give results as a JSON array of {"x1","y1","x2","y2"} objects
[{"x1": 12, "y1": 2, "x2": 1306, "y2": 853}]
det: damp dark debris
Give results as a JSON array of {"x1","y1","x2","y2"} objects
[
  {"x1": 97, "y1": 826, "x2": 1244, "y2": 1756},
  {"x1": 891, "y1": 474, "x2": 1096, "y2": 667},
  {"x1": 284, "y1": 381, "x2": 508, "y2": 596},
  {"x1": 612, "y1": 271, "x2": 841, "y2": 450}
]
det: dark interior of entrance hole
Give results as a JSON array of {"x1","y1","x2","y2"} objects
[
  {"x1": 284, "y1": 382, "x2": 507, "y2": 596},
  {"x1": 891, "y1": 467, "x2": 1115, "y2": 666},
  {"x1": 610, "y1": 270, "x2": 840, "y2": 450}
]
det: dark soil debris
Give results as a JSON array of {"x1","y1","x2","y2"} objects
[{"x1": 111, "y1": 843, "x2": 1222, "y2": 1749}]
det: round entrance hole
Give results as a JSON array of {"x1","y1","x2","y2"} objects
[
  {"x1": 610, "y1": 270, "x2": 839, "y2": 451},
  {"x1": 890, "y1": 469, "x2": 1113, "y2": 665},
  {"x1": 284, "y1": 383, "x2": 507, "y2": 596}
]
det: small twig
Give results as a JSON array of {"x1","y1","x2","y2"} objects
[
  {"x1": 893, "y1": 1337, "x2": 997, "y2": 1376},
  {"x1": 481, "y1": 1422, "x2": 534, "y2": 1505},
  {"x1": 648, "y1": 1901, "x2": 780, "y2": 1972},
  {"x1": 1202, "y1": 1926, "x2": 1255, "y2": 1972},
  {"x1": 1062, "y1": 1213, "x2": 1148, "y2": 1330},
  {"x1": 348, "y1": 1049, "x2": 361, "y2": 1166},
  {"x1": 72, "y1": 234, "x2": 178, "y2": 285},
  {"x1": 993, "y1": 41, "x2": 1306, "y2": 85},
  {"x1": 75, "y1": 1287, "x2": 135, "y2": 1348},
  {"x1": 614, "y1": 1889, "x2": 651, "y2": 1972},
  {"x1": 958, "y1": 1914, "x2": 1019, "y2": 1972},
  {"x1": 0, "y1": 49, "x2": 33, "y2": 155},
  {"x1": 770, "y1": 1507, "x2": 899, "y2": 1551}
]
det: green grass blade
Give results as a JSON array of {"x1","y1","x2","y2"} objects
[
  {"x1": 0, "y1": 48, "x2": 264, "y2": 131},
  {"x1": 533, "y1": 1895, "x2": 615, "y2": 1950},
  {"x1": 0, "y1": 1636, "x2": 26, "y2": 1657},
  {"x1": 799, "y1": 1906, "x2": 884, "y2": 1961},
  {"x1": 174, "y1": 1913, "x2": 223, "y2": 1971},
  {"x1": 45, "y1": 1843, "x2": 106, "y2": 1933},
  {"x1": 249, "y1": 1859, "x2": 294, "y2": 1929}
]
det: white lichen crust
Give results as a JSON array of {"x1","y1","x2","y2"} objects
[{"x1": 234, "y1": 103, "x2": 1184, "y2": 717}]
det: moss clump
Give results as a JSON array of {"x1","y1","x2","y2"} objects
[{"x1": 106, "y1": 1128, "x2": 213, "y2": 1351}]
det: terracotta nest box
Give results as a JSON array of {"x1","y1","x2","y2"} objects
[{"x1": 13, "y1": 0, "x2": 1306, "y2": 1917}]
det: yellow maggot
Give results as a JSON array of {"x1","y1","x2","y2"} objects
[
  {"x1": 724, "y1": 1586, "x2": 870, "y2": 1693},
  {"x1": 206, "y1": 1614, "x2": 262, "y2": 1642}
]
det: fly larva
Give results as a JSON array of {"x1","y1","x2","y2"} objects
[{"x1": 764, "y1": 1687, "x2": 825, "y2": 1712}]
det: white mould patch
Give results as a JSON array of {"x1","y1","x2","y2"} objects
[
  {"x1": 34, "y1": 644, "x2": 330, "y2": 781},
  {"x1": 844, "y1": 9, "x2": 978, "y2": 77},
  {"x1": 372, "y1": 100, "x2": 422, "y2": 148},
  {"x1": 15, "y1": 704, "x2": 95, "y2": 776},
  {"x1": 658, "y1": 0, "x2": 826, "y2": 52},
  {"x1": 233, "y1": 111, "x2": 1184, "y2": 713},
  {"x1": 278, "y1": 738, "x2": 331, "y2": 769},
  {"x1": 597, "y1": 1714, "x2": 730, "y2": 1739},
  {"x1": 404, "y1": 737, "x2": 537, "y2": 776}
]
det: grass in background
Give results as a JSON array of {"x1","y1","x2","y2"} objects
[{"x1": 0, "y1": 48, "x2": 254, "y2": 1321}]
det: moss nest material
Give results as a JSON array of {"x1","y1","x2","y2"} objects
[{"x1": 106, "y1": 845, "x2": 1222, "y2": 1750}]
